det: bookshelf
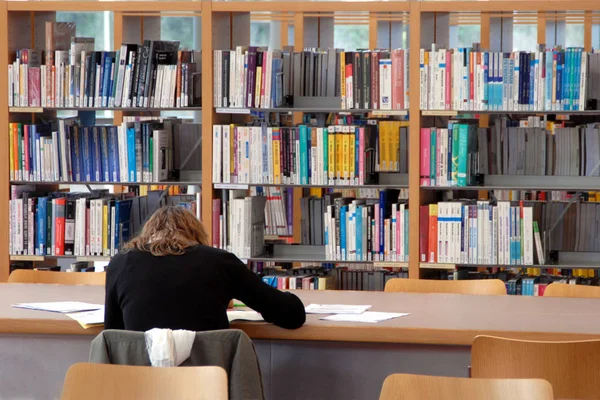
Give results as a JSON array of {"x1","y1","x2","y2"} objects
[{"x1": 4, "y1": 1, "x2": 600, "y2": 287}]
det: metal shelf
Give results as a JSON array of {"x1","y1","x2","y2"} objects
[
  {"x1": 11, "y1": 180, "x2": 201, "y2": 186},
  {"x1": 215, "y1": 107, "x2": 407, "y2": 116},
  {"x1": 421, "y1": 109, "x2": 600, "y2": 116},
  {"x1": 9, "y1": 107, "x2": 202, "y2": 113},
  {"x1": 10, "y1": 255, "x2": 111, "y2": 262},
  {"x1": 421, "y1": 175, "x2": 600, "y2": 192},
  {"x1": 420, "y1": 262, "x2": 600, "y2": 270}
]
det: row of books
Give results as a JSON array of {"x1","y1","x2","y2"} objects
[
  {"x1": 9, "y1": 185, "x2": 200, "y2": 257},
  {"x1": 420, "y1": 45, "x2": 600, "y2": 111},
  {"x1": 213, "y1": 191, "x2": 267, "y2": 259},
  {"x1": 9, "y1": 30, "x2": 200, "y2": 109},
  {"x1": 213, "y1": 47, "x2": 409, "y2": 110},
  {"x1": 212, "y1": 121, "x2": 409, "y2": 185},
  {"x1": 8, "y1": 117, "x2": 202, "y2": 183},
  {"x1": 421, "y1": 201, "x2": 540, "y2": 265},
  {"x1": 321, "y1": 189, "x2": 409, "y2": 262},
  {"x1": 420, "y1": 119, "x2": 600, "y2": 187},
  {"x1": 261, "y1": 268, "x2": 408, "y2": 291}
]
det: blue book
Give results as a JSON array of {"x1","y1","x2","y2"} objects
[
  {"x1": 81, "y1": 126, "x2": 92, "y2": 181},
  {"x1": 271, "y1": 58, "x2": 283, "y2": 107},
  {"x1": 101, "y1": 55, "x2": 113, "y2": 107},
  {"x1": 36, "y1": 197, "x2": 48, "y2": 255},
  {"x1": 100, "y1": 127, "x2": 110, "y2": 182},
  {"x1": 127, "y1": 127, "x2": 137, "y2": 182},
  {"x1": 114, "y1": 199, "x2": 133, "y2": 254},
  {"x1": 528, "y1": 53, "x2": 534, "y2": 110},
  {"x1": 483, "y1": 52, "x2": 489, "y2": 109},
  {"x1": 262, "y1": 276, "x2": 277, "y2": 287},
  {"x1": 557, "y1": 52, "x2": 563, "y2": 110},
  {"x1": 108, "y1": 127, "x2": 120, "y2": 182},
  {"x1": 299, "y1": 125, "x2": 308, "y2": 185},
  {"x1": 574, "y1": 48, "x2": 581, "y2": 111},
  {"x1": 92, "y1": 127, "x2": 102, "y2": 181},
  {"x1": 564, "y1": 48, "x2": 571, "y2": 110},
  {"x1": 340, "y1": 205, "x2": 347, "y2": 260},
  {"x1": 108, "y1": 51, "x2": 119, "y2": 106}
]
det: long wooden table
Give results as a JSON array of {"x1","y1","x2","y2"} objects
[{"x1": 3, "y1": 283, "x2": 600, "y2": 400}]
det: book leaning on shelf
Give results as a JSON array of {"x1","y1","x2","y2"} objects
[
  {"x1": 9, "y1": 185, "x2": 200, "y2": 257},
  {"x1": 213, "y1": 189, "x2": 267, "y2": 259},
  {"x1": 213, "y1": 46, "x2": 409, "y2": 110},
  {"x1": 212, "y1": 121, "x2": 408, "y2": 185},
  {"x1": 8, "y1": 26, "x2": 201, "y2": 109},
  {"x1": 8, "y1": 117, "x2": 201, "y2": 183},
  {"x1": 421, "y1": 117, "x2": 600, "y2": 187},
  {"x1": 420, "y1": 44, "x2": 600, "y2": 111}
]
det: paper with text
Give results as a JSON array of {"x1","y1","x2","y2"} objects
[
  {"x1": 227, "y1": 310, "x2": 264, "y2": 322},
  {"x1": 12, "y1": 301, "x2": 103, "y2": 313},
  {"x1": 66, "y1": 307, "x2": 105, "y2": 329},
  {"x1": 320, "y1": 312, "x2": 410, "y2": 323},
  {"x1": 305, "y1": 304, "x2": 372, "y2": 314}
]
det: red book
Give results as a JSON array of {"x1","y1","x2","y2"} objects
[
  {"x1": 54, "y1": 197, "x2": 66, "y2": 256},
  {"x1": 420, "y1": 206, "x2": 430, "y2": 262},
  {"x1": 420, "y1": 128, "x2": 431, "y2": 186},
  {"x1": 538, "y1": 283, "x2": 548, "y2": 296},
  {"x1": 28, "y1": 67, "x2": 41, "y2": 107},
  {"x1": 212, "y1": 199, "x2": 221, "y2": 248},
  {"x1": 345, "y1": 64, "x2": 353, "y2": 109},
  {"x1": 428, "y1": 204, "x2": 438, "y2": 263}
]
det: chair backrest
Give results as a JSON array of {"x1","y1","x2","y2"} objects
[
  {"x1": 384, "y1": 278, "x2": 506, "y2": 295},
  {"x1": 60, "y1": 363, "x2": 227, "y2": 400},
  {"x1": 8, "y1": 270, "x2": 105, "y2": 285},
  {"x1": 378, "y1": 373, "x2": 553, "y2": 400},
  {"x1": 472, "y1": 335, "x2": 600, "y2": 399},
  {"x1": 543, "y1": 283, "x2": 600, "y2": 298}
]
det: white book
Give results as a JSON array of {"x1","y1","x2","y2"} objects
[
  {"x1": 437, "y1": 202, "x2": 445, "y2": 263},
  {"x1": 316, "y1": 127, "x2": 324, "y2": 185},
  {"x1": 153, "y1": 130, "x2": 168, "y2": 181},
  {"x1": 169, "y1": 65, "x2": 177, "y2": 107},
  {"x1": 379, "y1": 58, "x2": 392, "y2": 110},
  {"x1": 391, "y1": 203, "x2": 397, "y2": 261},
  {"x1": 122, "y1": 65, "x2": 132, "y2": 108},
  {"x1": 229, "y1": 51, "x2": 236, "y2": 108},
  {"x1": 94, "y1": 64, "x2": 101, "y2": 107},
  {"x1": 223, "y1": 125, "x2": 231, "y2": 183},
  {"x1": 399, "y1": 203, "x2": 405, "y2": 262},
  {"x1": 523, "y1": 207, "x2": 533, "y2": 265},
  {"x1": 51, "y1": 131, "x2": 60, "y2": 181},
  {"x1": 533, "y1": 52, "x2": 539, "y2": 111},
  {"x1": 579, "y1": 50, "x2": 587, "y2": 111},
  {"x1": 212, "y1": 125, "x2": 222, "y2": 183},
  {"x1": 429, "y1": 44, "x2": 436, "y2": 110},
  {"x1": 153, "y1": 65, "x2": 163, "y2": 108}
]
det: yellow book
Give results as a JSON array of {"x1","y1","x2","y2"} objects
[
  {"x1": 348, "y1": 126, "x2": 356, "y2": 184},
  {"x1": 255, "y1": 65, "x2": 262, "y2": 107},
  {"x1": 335, "y1": 125, "x2": 343, "y2": 182},
  {"x1": 340, "y1": 52, "x2": 346, "y2": 109},
  {"x1": 273, "y1": 127, "x2": 281, "y2": 184},
  {"x1": 140, "y1": 185, "x2": 148, "y2": 196},
  {"x1": 9, "y1": 123, "x2": 14, "y2": 181},
  {"x1": 342, "y1": 125, "x2": 350, "y2": 183},
  {"x1": 328, "y1": 127, "x2": 336, "y2": 185},
  {"x1": 102, "y1": 204, "x2": 108, "y2": 256},
  {"x1": 378, "y1": 122, "x2": 389, "y2": 172}
]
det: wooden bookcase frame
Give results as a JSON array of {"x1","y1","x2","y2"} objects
[{"x1": 1, "y1": 0, "x2": 598, "y2": 282}]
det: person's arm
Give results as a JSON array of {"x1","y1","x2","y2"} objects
[
  {"x1": 104, "y1": 260, "x2": 125, "y2": 330},
  {"x1": 224, "y1": 254, "x2": 306, "y2": 329}
]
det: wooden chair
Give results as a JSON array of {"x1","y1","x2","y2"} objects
[
  {"x1": 378, "y1": 373, "x2": 553, "y2": 400},
  {"x1": 60, "y1": 363, "x2": 227, "y2": 400},
  {"x1": 472, "y1": 335, "x2": 600, "y2": 399},
  {"x1": 384, "y1": 278, "x2": 507, "y2": 295},
  {"x1": 543, "y1": 283, "x2": 600, "y2": 298},
  {"x1": 8, "y1": 269, "x2": 105, "y2": 285}
]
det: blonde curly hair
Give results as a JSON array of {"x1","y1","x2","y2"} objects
[{"x1": 124, "y1": 206, "x2": 209, "y2": 256}]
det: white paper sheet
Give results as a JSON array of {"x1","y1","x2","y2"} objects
[
  {"x1": 66, "y1": 307, "x2": 105, "y2": 328},
  {"x1": 227, "y1": 310, "x2": 264, "y2": 322},
  {"x1": 305, "y1": 304, "x2": 372, "y2": 314},
  {"x1": 320, "y1": 312, "x2": 410, "y2": 323},
  {"x1": 12, "y1": 301, "x2": 103, "y2": 313}
]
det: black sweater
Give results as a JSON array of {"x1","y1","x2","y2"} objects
[{"x1": 104, "y1": 245, "x2": 306, "y2": 331}]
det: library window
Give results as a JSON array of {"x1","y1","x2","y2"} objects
[
  {"x1": 251, "y1": 21, "x2": 271, "y2": 47},
  {"x1": 455, "y1": 25, "x2": 481, "y2": 48},
  {"x1": 334, "y1": 25, "x2": 368, "y2": 51}
]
